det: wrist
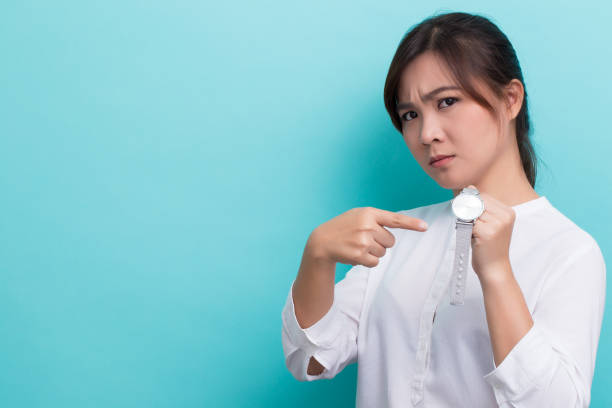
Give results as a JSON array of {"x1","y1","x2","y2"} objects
[
  {"x1": 298, "y1": 241, "x2": 336, "y2": 282},
  {"x1": 477, "y1": 258, "x2": 513, "y2": 287},
  {"x1": 305, "y1": 229, "x2": 333, "y2": 264}
]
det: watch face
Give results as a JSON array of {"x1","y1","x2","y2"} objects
[{"x1": 452, "y1": 193, "x2": 484, "y2": 221}]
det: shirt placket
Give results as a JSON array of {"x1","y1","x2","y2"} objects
[{"x1": 410, "y1": 224, "x2": 456, "y2": 406}]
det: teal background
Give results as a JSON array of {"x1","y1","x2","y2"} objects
[{"x1": 1, "y1": 1, "x2": 610, "y2": 407}]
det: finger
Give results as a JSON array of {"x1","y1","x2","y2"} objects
[
  {"x1": 464, "y1": 190, "x2": 501, "y2": 218},
  {"x1": 373, "y1": 208, "x2": 428, "y2": 231},
  {"x1": 361, "y1": 252, "x2": 381, "y2": 268},
  {"x1": 477, "y1": 210, "x2": 493, "y2": 222},
  {"x1": 367, "y1": 240, "x2": 387, "y2": 258},
  {"x1": 372, "y1": 225, "x2": 397, "y2": 248},
  {"x1": 467, "y1": 185, "x2": 503, "y2": 214}
]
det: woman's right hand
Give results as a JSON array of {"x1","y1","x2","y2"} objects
[{"x1": 306, "y1": 207, "x2": 429, "y2": 268}]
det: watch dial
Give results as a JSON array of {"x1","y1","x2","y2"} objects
[{"x1": 452, "y1": 194, "x2": 483, "y2": 220}]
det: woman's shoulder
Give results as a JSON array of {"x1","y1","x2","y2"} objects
[{"x1": 524, "y1": 200, "x2": 602, "y2": 263}]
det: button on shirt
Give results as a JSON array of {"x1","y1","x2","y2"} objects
[{"x1": 281, "y1": 196, "x2": 606, "y2": 407}]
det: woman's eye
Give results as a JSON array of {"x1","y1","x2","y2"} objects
[
  {"x1": 401, "y1": 111, "x2": 418, "y2": 122},
  {"x1": 400, "y1": 97, "x2": 458, "y2": 122},
  {"x1": 439, "y1": 97, "x2": 458, "y2": 108}
]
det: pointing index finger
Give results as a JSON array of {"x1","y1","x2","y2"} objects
[{"x1": 374, "y1": 208, "x2": 428, "y2": 231}]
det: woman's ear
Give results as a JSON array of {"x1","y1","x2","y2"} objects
[{"x1": 504, "y1": 79, "x2": 524, "y2": 121}]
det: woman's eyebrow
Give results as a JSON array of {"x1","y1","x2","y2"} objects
[{"x1": 396, "y1": 86, "x2": 462, "y2": 111}]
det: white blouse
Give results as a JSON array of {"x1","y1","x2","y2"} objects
[{"x1": 281, "y1": 196, "x2": 606, "y2": 407}]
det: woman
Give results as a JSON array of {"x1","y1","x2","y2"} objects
[{"x1": 281, "y1": 11, "x2": 606, "y2": 407}]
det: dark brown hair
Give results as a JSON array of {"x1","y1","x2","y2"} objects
[{"x1": 383, "y1": 11, "x2": 538, "y2": 187}]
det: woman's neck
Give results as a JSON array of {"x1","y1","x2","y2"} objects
[{"x1": 452, "y1": 141, "x2": 539, "y2": 207}]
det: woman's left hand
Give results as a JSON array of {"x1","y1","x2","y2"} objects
[{"x1": 468, "y1": 185, "x2": 516, "y2": 283}]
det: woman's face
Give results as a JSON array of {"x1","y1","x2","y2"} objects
[{"x1": 396, "y1": 51, "x2": 510, "y2": 190}]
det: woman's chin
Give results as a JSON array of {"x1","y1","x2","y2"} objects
[{"x1": 433, "y1": 177, "x2": 465, "y2": 191}]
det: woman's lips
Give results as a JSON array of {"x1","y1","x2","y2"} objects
[{"x1": 430, "y1": 155, "x2": 455, "y2": 168}]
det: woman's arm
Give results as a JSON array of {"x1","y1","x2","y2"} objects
[
  {"x1": 480, "y1": 241, "x2": 606, "y2": 407},
  {"x1": 292, "y1": 236, "x2": 337, "y2": 330},
  {"x1": 479, "y1": 260, "x2": 533, "y2": 368},
  {"x1": 292, "y1": 237, "x2": 337, "y2": 374},
  {"x1": 281, "y1": 246, "x2": 374, "y2": 382}
]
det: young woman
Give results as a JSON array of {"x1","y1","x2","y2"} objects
[{"x1": 281, "y1": 11, "x2": 606, "y2": 407}]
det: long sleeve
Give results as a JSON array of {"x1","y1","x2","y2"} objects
[
  {"x1": 483, "y1": 239, "x2": 607, "y2": 407},
  {"x1": 281, "y1": 262, "x2": 371, "y2": 381}
]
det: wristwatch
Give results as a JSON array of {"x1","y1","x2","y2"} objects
[{"x1": 449, "y1": 187, "x2": 484, "y2": 306}]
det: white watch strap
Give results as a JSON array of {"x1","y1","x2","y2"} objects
[{"x1": 450, "y1": 221, "x2": 472, "y2": 305}]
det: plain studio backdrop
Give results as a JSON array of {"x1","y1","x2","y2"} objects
[{"x1": 1, "y1": 1, "x2": 610, "y2": 407}]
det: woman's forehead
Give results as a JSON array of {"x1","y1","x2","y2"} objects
[
  {"x1": 397, "y1": 54, "x2": 459, "y2": 98},
  {"x1": 397, "y1": 56, "x2": 494, "y2": 105}
]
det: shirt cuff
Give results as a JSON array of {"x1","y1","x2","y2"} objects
[
  {"x1": 483, "y1": 323, "x2": 559, "y2": 404},
  {"x1": 281, "y1": 281, "x2": 344, "y2": 358}
]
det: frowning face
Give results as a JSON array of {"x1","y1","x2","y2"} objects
[{"x1": 396, "y1": 51, "x2": 511, "y2": 190}]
